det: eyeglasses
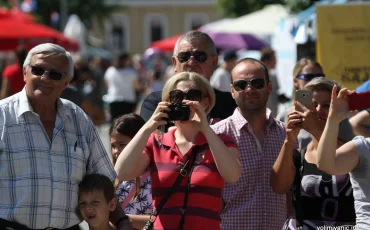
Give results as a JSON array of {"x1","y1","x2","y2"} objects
[
  {"x1": 232, "y1": 78, "x2": 265, "y2": 91},
  {"x1": 29, "y1": 65, "x2": 64, "y2": 80},
  {"x1": 176, "y1": 51, "x2": 208, "y2": 63},
  {"x1": 169, "y1": 89, "x2": 203, "y2": 103},
  {"x1": 296, "y1": 73, "x2": 325, "y2": 82}
]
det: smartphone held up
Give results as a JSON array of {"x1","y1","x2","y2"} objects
[{"x1": 295, "y1": 89, "x2": 313, "y2": 112}]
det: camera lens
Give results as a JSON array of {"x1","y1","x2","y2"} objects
[{"x1": 175, "y1": 107, "x2": 184, "y2": 119}]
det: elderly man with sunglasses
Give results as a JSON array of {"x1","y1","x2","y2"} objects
[
  {"x1": 211, "y1": 58, "x2": 289, "y2": 229},
  {"x1": 140, "y1": 31, "x2": 237, "y2": 124},
  {"x1": 0, "y1": 43, "x2": 132, "y2": 230}
]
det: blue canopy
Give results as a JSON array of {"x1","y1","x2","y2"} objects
[
  {"x1": 293, "y1": 0, "x2": 349, "y2": 43},
  {"x1": 296, "y1": 0, "x2": 348, "y2": 25}
]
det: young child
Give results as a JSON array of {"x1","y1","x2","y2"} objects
[
  {"x1": 110, "y1": 113, "x2": 152, "y2": 229},
  {"x1": 78, "y1": 174, "x2": 117, "y2": 230}
]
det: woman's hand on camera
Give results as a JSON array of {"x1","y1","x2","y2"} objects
[
  {"x1": 144, "y1": 102, "x2": 170, "y2": 133},
  {"x1": 183, "y1": 100, "x2": 209, "y2": 132}
]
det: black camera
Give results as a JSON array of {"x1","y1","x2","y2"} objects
[{"x1": 165, "y1": 103, "x2": 190, "y2": 121}]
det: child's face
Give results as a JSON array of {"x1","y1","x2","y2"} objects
[
  {"x1": 110, "y1": 131, "x2": 132, "y2": 165},
  {"x1": 78, "y1": 190, "x2": 116, "y2": 228}
]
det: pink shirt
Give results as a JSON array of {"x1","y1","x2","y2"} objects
[{"x1": 211, "y1": 108, "x2": 287, "y2": 230}]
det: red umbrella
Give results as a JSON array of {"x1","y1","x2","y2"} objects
[
  {"x1": 0, "y1": 8, "x2": 34, "y2": 22},
  {"x1": 150, "y1": 34, "x2": 182, "y2": 52},
  {"x1": 0, "y1": 19, "x2": 79, "y2": 52}
]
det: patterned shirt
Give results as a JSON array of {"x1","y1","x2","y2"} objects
[
  {"x1": 211, "y1": 108, "x2": 287, "y2": 230},
  {"x1": 144, "y1": 128, "x2": 238, "y2": 230},
  {"x1": 116, "y1": 176, "x2": 153, "y2": 215},
  {"x1": 0, "y1": 88, "x2": 117, "y2": 229}
]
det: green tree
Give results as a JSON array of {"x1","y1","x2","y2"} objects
[
  {"x1": 218, "y1": 0, "x2": 285, "y2": 18},
  {"x1": 218, "y1": 0, "x2": 319, "y2": 17},
  {"x1": 285, "y1": 0, "x2": 319, "y2": 14},
  {"x1": 33, "y1": 0, "x2": 121, "y2": 30}
]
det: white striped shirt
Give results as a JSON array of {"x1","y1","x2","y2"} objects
[{"x1": 0, "y1": 88, "x2": 116, "y2": 229}]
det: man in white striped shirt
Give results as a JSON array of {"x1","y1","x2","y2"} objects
[{"x1": 0, "y1": 43, "x2": 132, "y2": 230}]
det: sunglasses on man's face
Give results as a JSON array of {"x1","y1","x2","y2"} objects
[
  {"x1": 295, "y1": 73, "x2": 325, "y2": 82},
  {"x1": 29, "y1": 65, "x2": 64, "y2": 80},
  {"x1": 177, "y1": 51, "x2": 208, "y2": 63},
  {"x1": 232, "y1": 78, "x2": 265, "y2": 91},
  {"x1": 169, "y1": 89, "x2": 203, "y2": 103}
]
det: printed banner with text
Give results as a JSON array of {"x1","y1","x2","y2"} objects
[{"x1": 317, "y1": 3, "x2": 370, "y2": 90}]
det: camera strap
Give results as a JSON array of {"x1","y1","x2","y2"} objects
[
  {"x1": 146, "y1": 146, "x2": 199, "y2": 227},
  {"x1": 179, "y1": 146, "x2": 199, "y2": 230}
]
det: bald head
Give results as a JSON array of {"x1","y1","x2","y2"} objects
[{"x1": 232, "y1": 58, "x2": 269, "y2": 82}]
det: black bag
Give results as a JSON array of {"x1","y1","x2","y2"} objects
[
  {"x1": 290, "y1": 148, "x2": 306, "y2": 230},
  {"x1": 142, "y1": 147, "x2": 199, "y2": 230}
]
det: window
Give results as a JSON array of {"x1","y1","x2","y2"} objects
[
  {"x1": 107, "y1": 14, "x2": 129, "y2": 53},
  {"x1": 150, "y1": 18, "x2": 163, "y2": 42},
  {"x1": 144, "y1": 14, "x2": 168, "y2": 49},
  {"x1": 185, "y1": 13, "x2": 209, "y2": 31}
]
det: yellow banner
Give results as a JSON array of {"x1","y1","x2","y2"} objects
[{"x1": 316, "y1": 3, "x2": 370, "y2": 90}]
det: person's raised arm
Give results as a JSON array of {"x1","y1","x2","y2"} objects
[
  {"x1": 316, "y1": 86, "x2": 359, "y2": 175},
  {"x1": 185, "y1": 100, "x2": 241, "y2": 183},
  {"x1": 271, "y1": 111, "x2": 302, "y2": 194},
  {"x1": 349, "y1": 109, "x2": 370, "y2": 137},
  {"x1": 115, "y1": 102, "x2": 169, "y2": 181}
]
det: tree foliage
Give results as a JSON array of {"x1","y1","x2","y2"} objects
[
  {"x1": 34, "y1": 0, "x2": 121, "y2": 30},
  {"x1": 218, "y1": 0, "x2": 319, "y2": 17},
  {"x1": 285, "y1": 0, "x2": 319, "y2": 13},
  {"x1": 0, "y1": 0, "x2": 121, "y2": 31}
]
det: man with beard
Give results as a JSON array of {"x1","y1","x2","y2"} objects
[{"x1": 211, "y1": 58, "x2": 288, "y2": 229}]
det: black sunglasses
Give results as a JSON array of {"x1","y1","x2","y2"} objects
[
  {"x1": 296, "y1": 73, "x2": 325, "y2": 82},
  {"x1": 232, "y1": 78, "x2": 265, "y2": 91},
  {"x1": 177, "y1": 51, "x2": 208, "y2": 63},
  {"x1": 29, "y1": 65, "x2": 64, "y2": 80},
  {"x1": 169, "y1": 89, "x2": 203, "y2": 103}
]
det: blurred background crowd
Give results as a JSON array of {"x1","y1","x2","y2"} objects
[{"x1": 0, "y1": 0, "x2": 369, "y2": 144}]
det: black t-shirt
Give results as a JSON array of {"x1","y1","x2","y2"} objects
[
  {"x1": 292, "y1": 149, "x2": 356, "y2": 224},
  {"x1": 60, "y1": 86, "x2": 84, "y2": 107},
  {"x1": 139, "y1": 89, "x2": 237, "y2": 122}
]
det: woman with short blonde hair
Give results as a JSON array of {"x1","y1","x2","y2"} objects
[{"x1": 115, "y1": 71, "x2": 241, "y2": 230}]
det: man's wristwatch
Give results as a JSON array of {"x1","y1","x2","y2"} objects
[{"x1": 116, "y1": 214, "x2": 130, "y2": 228}]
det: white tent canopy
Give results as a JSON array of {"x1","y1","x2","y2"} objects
[
  {"x1": 199, "y1": 18, "x2": 234, "y2": 32},
  {"x1": 206, "y1": 4, "x2": 289, "y2": 36},
  {"x1": 63, "y1": 14, "x2": 87, "y2": 54}
]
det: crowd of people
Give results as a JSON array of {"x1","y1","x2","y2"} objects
[{"x1": 0, "y1": 30, "x2": 369, "y2": 230}]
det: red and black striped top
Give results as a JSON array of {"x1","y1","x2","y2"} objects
[{"x1": 144, "y1": 128, "x2": 238, "y2": 230}]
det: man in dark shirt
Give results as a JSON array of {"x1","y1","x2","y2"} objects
[{"x1": 140, "y1": 31, "x2": 237, "y2": 122}]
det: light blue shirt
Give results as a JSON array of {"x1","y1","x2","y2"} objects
[
  {"x1": 351, "y1": 136, "x2": 370, "y2": 229},
  {"x1": 0, "y1": 88, "x2": 116, "y2": 229}
]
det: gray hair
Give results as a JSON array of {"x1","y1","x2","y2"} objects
[
  {"x1": 304, "y1": 77, "x2": 342, "y2": 95},
  {"x1": 23, "y1": 43, "x2": 74, "y2": 79},
  {"x1": 173, "y1": 31, "x2": 217, "y2": 56}
]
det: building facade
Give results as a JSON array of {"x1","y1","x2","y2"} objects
[{"x1": 103, "y1": 0, "x2": 219, "y2": 55}]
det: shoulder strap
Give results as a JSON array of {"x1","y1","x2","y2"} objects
[
  {"x1": 178, "y1": 146, "x2": 200, "y2": 230},
  {"x1": 293, "y1": 148, "x2": 306, "y2": 229},
  {"x1": 150, "y1": 148, "x2": 198, "y2": 218}
]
